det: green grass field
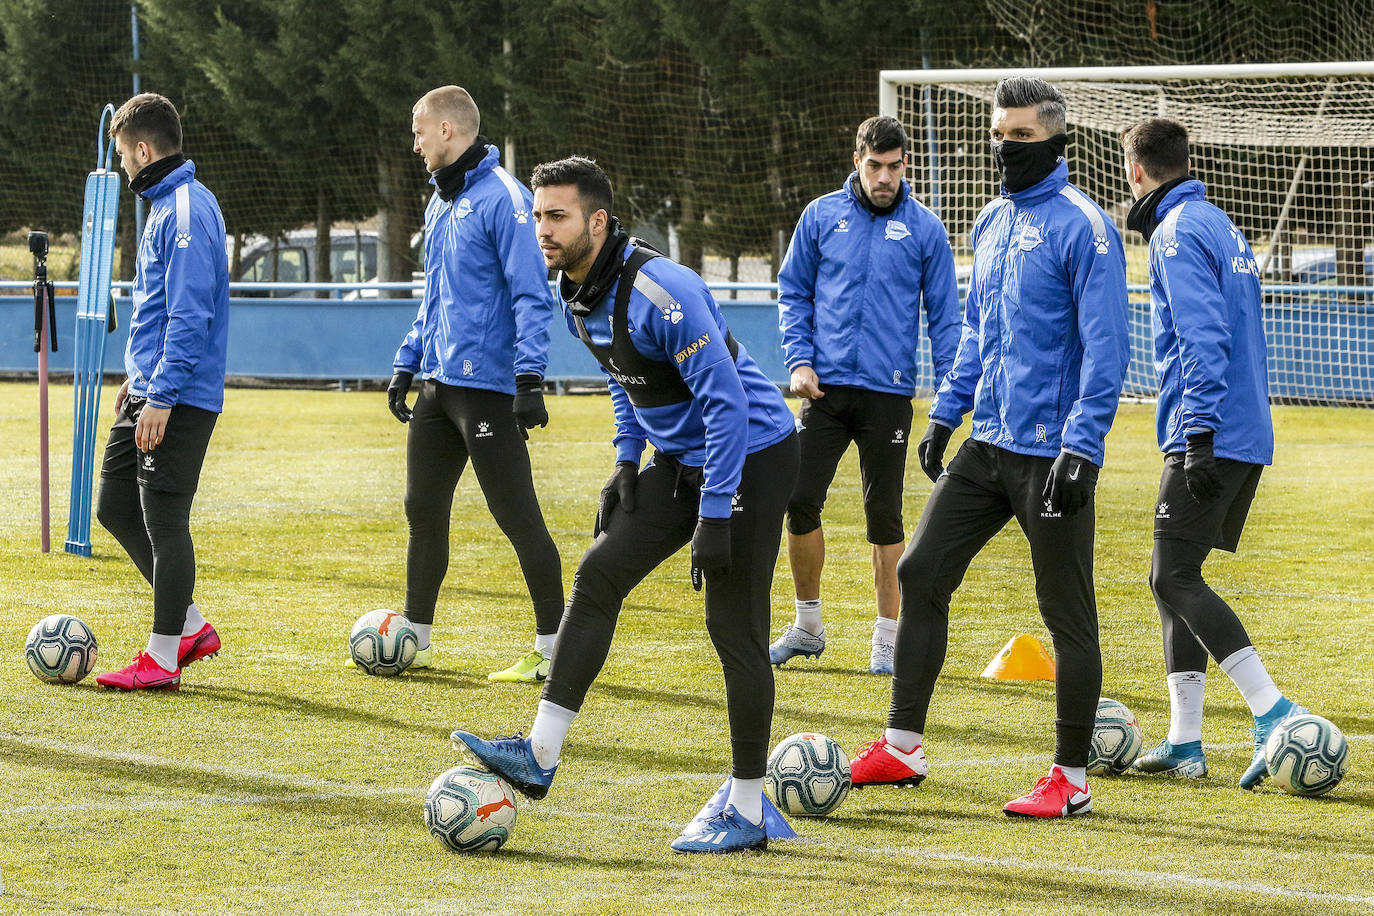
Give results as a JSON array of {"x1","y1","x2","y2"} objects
[{"x1": 1, "y1": 382, "x2": 1371, "y2": 915}]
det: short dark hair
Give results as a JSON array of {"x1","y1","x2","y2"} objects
[
  {"x1": 529, "y1": 156, "x2": 613, "y2": 218},
  {"x1": 1120, "y1": 117, "x2": 1190, "y2": 182},
  {"x1": 855, "y1": 116, "x2": 908, "y2": 156},
  {"x1": 109, "y1": 93, "x2": 182, "y2": 154},
  {"x1": 994, "y1": 76, "x2": 1067, "y2": 135}
]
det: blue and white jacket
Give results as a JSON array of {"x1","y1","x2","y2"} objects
[
  {"x1": 1148, "y1": 180, "x2": 1272, "y2": 464},
  {"x1": 394, "y1": 145, "x2": 555, "y2": 394},
  {"x1": 778, "y1": 175, "x2": 961, "y2": 395},
  {"x1": 125, "y1": 159, "x2": 230, "y2": 413},
  {"x1": 561, "y1": 243, "x2": 795, "y2": 519},
  {"x1": 930, "y1": 161, "x2": 1130, "y2": 466}
]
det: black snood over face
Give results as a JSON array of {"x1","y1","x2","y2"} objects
[{"x1": 991, "y1": 133, "x2": 1067, "y2": 193}]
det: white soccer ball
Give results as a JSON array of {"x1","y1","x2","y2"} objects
[
  {"x1": 348, "y1": 609, "x2": 418, "y2": 676},
  {"x1": 1086, "y1": 697, "x2": 1143, "y2": 775},
  {"x1": 25, "y1": 614, "x2": 98, "y2": 684},
  {"x1": 765, "y1": 732, "x2": 851, "y2": 817},
  {"x1": 424, "y1": 765, "x2": 518, "y2": 852},
  {"x1": 1264, "y1": 713, "x2": 1349, "y2": 797}
]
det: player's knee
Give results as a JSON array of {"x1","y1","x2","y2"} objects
[
  {"x1": 785, "y1": 501, "x2": 821, "y2": 536},
  {"x1": 1150, "y1": 546, "x2": 1204, "y2": 608},
  {"x1": 865, "y1": 515, "x2": 904, "y2": 546}
]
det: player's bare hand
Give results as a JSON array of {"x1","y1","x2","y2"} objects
[
  {"x1": 114, "y1": 378, "x2": 130, "y2": 416},
  {"x1": 135, "y1": 405, "x2": 171, "y2": 452},
  {"x1": 790, "y1": 366, "x2": 823, "y2": 399}
]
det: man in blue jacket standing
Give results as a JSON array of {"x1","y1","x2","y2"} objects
[
  {"x1": 1121, "y1": 117, "x2": 1309, "y2": 789},
  {"x1": 95, "y1": 93, "x2": 228, "y2": 690},
  {"x1": 386, "y1": 86, "x2": 563, "y2": 682},
  {"x1": 849, "y1": 77, "x2": 1130, "y2": 818},
  {"x1": 451, "y1": 157, "x2": 799, "y2": 853},
  {"x1": 773, "y1": 116, "x2": 960, "y2": 675}
]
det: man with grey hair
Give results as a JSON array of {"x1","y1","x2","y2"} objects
[{"x1": 849, "y1": 76, "x2": 1131, "y2": 818}]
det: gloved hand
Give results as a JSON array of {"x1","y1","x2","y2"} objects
[
  {"x1": 387, "y1": 371, "x2": 414, "y2": 423},
  {"x1": 690, "y1": 516, "x2": 732, "y2": 591},
  {"x1": 917, "y1": 421, "x2": 954, "y2": 483},
  {"x1": 1184, "y1": 430, "x2": 1223, "y2": 504},
  {"x1": 513, "y1": 373, "x2": 548, "y2": 430},
  {"x1": 1041, "y1": 450, "x2": 1099, "y2": 516},
  {"x1": 593, "y1": 461, "x2": 638, "y2": 537}
]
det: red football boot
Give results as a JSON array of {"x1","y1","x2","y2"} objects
[
  {"x1": 850, "y1": 736, "x2": 928, "y2": 788},
  {"x1": 179, "y1": 623, "x2": 221, "y2": 668},
  {"x1": 1003, "y1": 767, "x2": 1092, "y2": 818},
  {"x1": 96, "y1": 651, "x2": 181, "y2": 691}
]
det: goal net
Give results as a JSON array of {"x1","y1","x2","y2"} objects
[{"x1": 882, "y1": 64, "x2": 1374, "y2": 406}]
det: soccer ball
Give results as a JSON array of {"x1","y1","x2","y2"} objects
[
  {"x1": 25, "y1": 614, "x2": 98, "y2": 684},
  {"x1": 348, "y1": 609, "x2": 418, "y2": 676},
  {"x1": 765, "y1": 732, "x2": 851, "y2": 817},
  {"x1": 424, "y1": 765, "x2": 517, "y2": 852},
  {"x1": 1264, "y1": 713, "x2": 1349, "y2": 797},
  {"x1": 1086, "y1": 697, "x2": 1143, "y2": 775}
]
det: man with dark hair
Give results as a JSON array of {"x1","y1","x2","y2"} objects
[
  {"x1": 773, "y1": 115, "x2": 960, "y2": 675},
  {"x1": 849, "y1": 76, "x2": 1131, "y2": 818},
  {"x1": 384, "y1": 85, "x2": 563, "y2": 682},
  {"x1": 451, "y1": 156, "x2": 799, "y2": 853},
  {"x1": 94, "y1": 92, "x2": 228, "y2": 690},
  {"x1": 1121, "y1": 116, "x2": 1309, "y2": 788}
]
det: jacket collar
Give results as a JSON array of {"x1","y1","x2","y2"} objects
[
  {"x1": 427, "y1": 143, "x2": 500, "y2": 197},
  {"x1": 1156, "y1": 177, "x2": 1207, "y2": 217},
  {"x1": 1002, "y1": 159, "x2": 1068, "y2": 205},
  {"x1": 141, "y1": 159, "x2": 197, "y2": 201}
]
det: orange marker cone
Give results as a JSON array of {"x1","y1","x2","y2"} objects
[{"x1": 981, "y1": 634, "x2": 1056, "y2": 681}]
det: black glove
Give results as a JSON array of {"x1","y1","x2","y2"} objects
[
  {"x1": 593, "y1": 461, "x2": 638, "y2": 537},
  {"x1": 387, "y1": 371, "x2": 414, "y2": 423},
  {"x1": 1184, "y1": 430, "x2": 1223, "y2": 504},
  {"x1": 917, "y1": 421, "x2": 953, "y2": 483},
  {"x1": 1041, "y1": 450, "x2": 1099, "y2": 516},
  {"x1": 513, "y1": 373, "x2": 548, "y2": 430},
  {"x1": 690, "y1": 516, "x2": 732, "y2": 591}
]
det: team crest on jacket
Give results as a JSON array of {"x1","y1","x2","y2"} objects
[
  {"x1": 1018, "y1": 224, "x2": 1044, "y2": 251},
  {"x1": 834, "y1": 218, "x2": 849, "y2": 233},
  {"x1": 1093, "y1": 233, "x2": 1110, "y2": 255},
  {"x1": 175, "y1": 230, "x2": 191, "y2": 249},
  {"x1": 884, "y1": 219, "x2": 910, "y2": 241},
  {"x1": 455, "y1": 198, "x2": 473, "y2": 219},
  {"x1": 513, "y1": 207, "x2": 529, "y2": 224},
  {"x1": 1162, "y1": 239, "x2": 1179, "y2": 257}
]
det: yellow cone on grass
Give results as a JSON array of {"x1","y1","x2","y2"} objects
[{"x1": 980, "y1": 634, "x2": 1056, "y2": 681}]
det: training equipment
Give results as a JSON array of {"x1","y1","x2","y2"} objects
[
  {"x1": 450, "y1": 731, "x2": 557, "y2": 800},
  {"x1": 768, "y1": 624, "x2": 826, "y2": 667},
  {"x1": 1264, "y1": 713, "x2": 1349, "y2": 797},
  {"x1": 1004, "y1": 768, "x2": 1092, "y2": 818},
  {"x1": 1133, "y1": 739, "x2": 1208, "y2": 778},
  {"x1": 766, "y1": 733, "x2": 851, "y2": 817},
  {"x1": 95, "y1": 651, "x2": 180, "y2": 691},
  {"x1": 488, "y1": 648, "x2": 549, "y2": 683},
  {"x1": 25, "y1": 614, "x2": 98, "y2": 684},
  {"x1": 423, "y1": 765, "x2": 517, "y2": 852},
  {"x1": 669, "y1": 804, "x2": 768, "y2": 854},
  {"x1": 849, "y1": 735, "x2": 928, "y2": 788},
  {"x1": 347, "y1": 609, "x2": 418, "y2": 676},
  {"x1": 178, "y1": 623, "x2": 221, "y2": 668},
  {"x1": 1086, "y1": 697, "x2": 1144, "y2": 776},
  {"x1": 30, "y1": 230, "x2": 57, "y2": 553},
  {"x1": 1241, "y1": 697, "x2": 1309, "y2": 789},
  {"x1": 980, "y1": 633, "x2": 1055, "y2": 681}
]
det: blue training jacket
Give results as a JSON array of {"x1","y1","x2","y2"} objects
[
  {"x1": 930, "y1": 160, "x2": 1130, "y2": 466},
  {"x1": 125, "y1": 159, "x2": 230, "y2": 413},
  {"x1": 778, "y1": 174, "x2": 961, "y2": 395},
  {"x1": 394, "y1": 144, "x2": 555, "y2": 394},
  {"x1": 1149, "y1": 180, "x2": 1273, "y2": 464},
  {"x1": 560, "y1": 243, "x2": 795, "y2": 519}
]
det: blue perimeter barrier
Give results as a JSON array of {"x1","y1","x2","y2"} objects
[{"x1": 2, "y1": 280, "x2": 1371, "y2": 403}]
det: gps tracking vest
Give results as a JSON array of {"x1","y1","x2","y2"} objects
[{"x1": 572, "y1": 244, "x2": 739, "y2": 409}]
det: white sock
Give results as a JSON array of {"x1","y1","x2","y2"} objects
[
  {"x1": 146, "y1": 634, "x2": 179, "y2": 671},
  {"x1": 726, "y1": 776, "x2": 764, "y2": 826},
  {"x1": 412, "y1": 623, "x2": 432, "y2": 651},
  {"x1": 884, "y1": 728, "x2": 923, "y2": 755},
  {"x1": 529, "y1": 700, "x2": 577, "y2": 769},
  {"x1": 1053, "y1": 764, "x2": 1087, "y2": 790},
  {"x1": 534, "y1": 632, "x2": 557, "y2": 660},
  {"x1": 793, "y1": 598, "x2": 822, "y2": 633},
  {"x1": 1166, "y1": 670, "x2": 1206, "y2": 744},
  {"x1": 181, "y1": 603, "x2": 207, "y2": 637},
  {"x1": 873, "y1": 616, "x2": 898, "y2": 647},
  {"x1": 1219, "y1": 645, "x2": 1282, "y2": 716}
]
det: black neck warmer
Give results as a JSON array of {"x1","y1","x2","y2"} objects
[
  {"x1": 1127, "y1": 175, "x2": 1193, "y2": 241},
  {"x1": 992, "y1": 133, "x2": 1067, "y2": 193},
  {"x1": 561, "y1": 219, "x2": 629, "y2": 316},
  {"x1": 851, "y1": 174, "x2": 902, "y2": 216},
  {"x1": 129, "y1": 153, "x2": 187, "y2": 199},
  {"x1": 433, "y1": 135, "x2": 490, "y2": 202}
]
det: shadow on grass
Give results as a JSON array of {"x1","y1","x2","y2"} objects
[{"x1": 189, "y1": 683, "x2": 462, "y2": 735}]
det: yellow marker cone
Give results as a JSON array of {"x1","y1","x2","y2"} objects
[{"x1": 980, "y1": 634, "x2": 1056, "y2": 681}]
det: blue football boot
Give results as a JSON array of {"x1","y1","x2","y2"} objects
[
  {"x1": 670, "y1": 804, "x2": 768, "y2": 854},
  {"x1": 768, "y1": 625, "x2": 826, "y2": 667},
  {"x1": 1133, "y1": 739, "x2": 1208, "y2": 778},
  {"x1": 450, "y1": 730, "x2": 557, "y2": 800},
  {"x1": 1240, "y1": 697, "x2": 1307, "y2": 790}
]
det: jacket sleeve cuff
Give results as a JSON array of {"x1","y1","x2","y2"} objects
[
  {"x1": 698, "y1": 491, "x2": 734, "y2": 519},
  {"x1": 615, "y1": 440, "x2": 646, "y2": 464}
]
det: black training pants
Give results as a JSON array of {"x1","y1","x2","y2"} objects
[{"x1": 542, "y1": 432, "x2": 799, "y2": 779}]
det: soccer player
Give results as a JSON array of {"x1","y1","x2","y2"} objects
[
  {"x1": 1121, "y1": 117, "x2": 1309, "y2": 788},
  {"x1": 451, "y1": 157, "x2": 799, "y2": 854},
  {"x1": 773, "y1": 116, "x2": 960, "y2": 675},
  {"x1": 385, "y1": 86, "x2": 564, "y2": 682},
  {"x1": 94, "y1": 93, "x2": 228, "y2": 690},
  {"x1": 848, "y1": 77, "x2": 1131, "y2": 817}
]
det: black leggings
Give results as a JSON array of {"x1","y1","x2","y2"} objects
[
  {"x1": 543, "y1": 433, "x2": 798, "y2": 779},
  {"x1": 404, "y1": 381, "x2": 563, "y2": 634},
  {"x1": 1150, "y1": 538, "x2": 1253, "y2": 673},
  {"x1": 97, "y1": 479, "x2": 197, "y2": 637}
]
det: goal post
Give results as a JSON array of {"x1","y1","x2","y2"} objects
[{"x1": 881, "y1": 63, "x2": 1374, "y2": 406}]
